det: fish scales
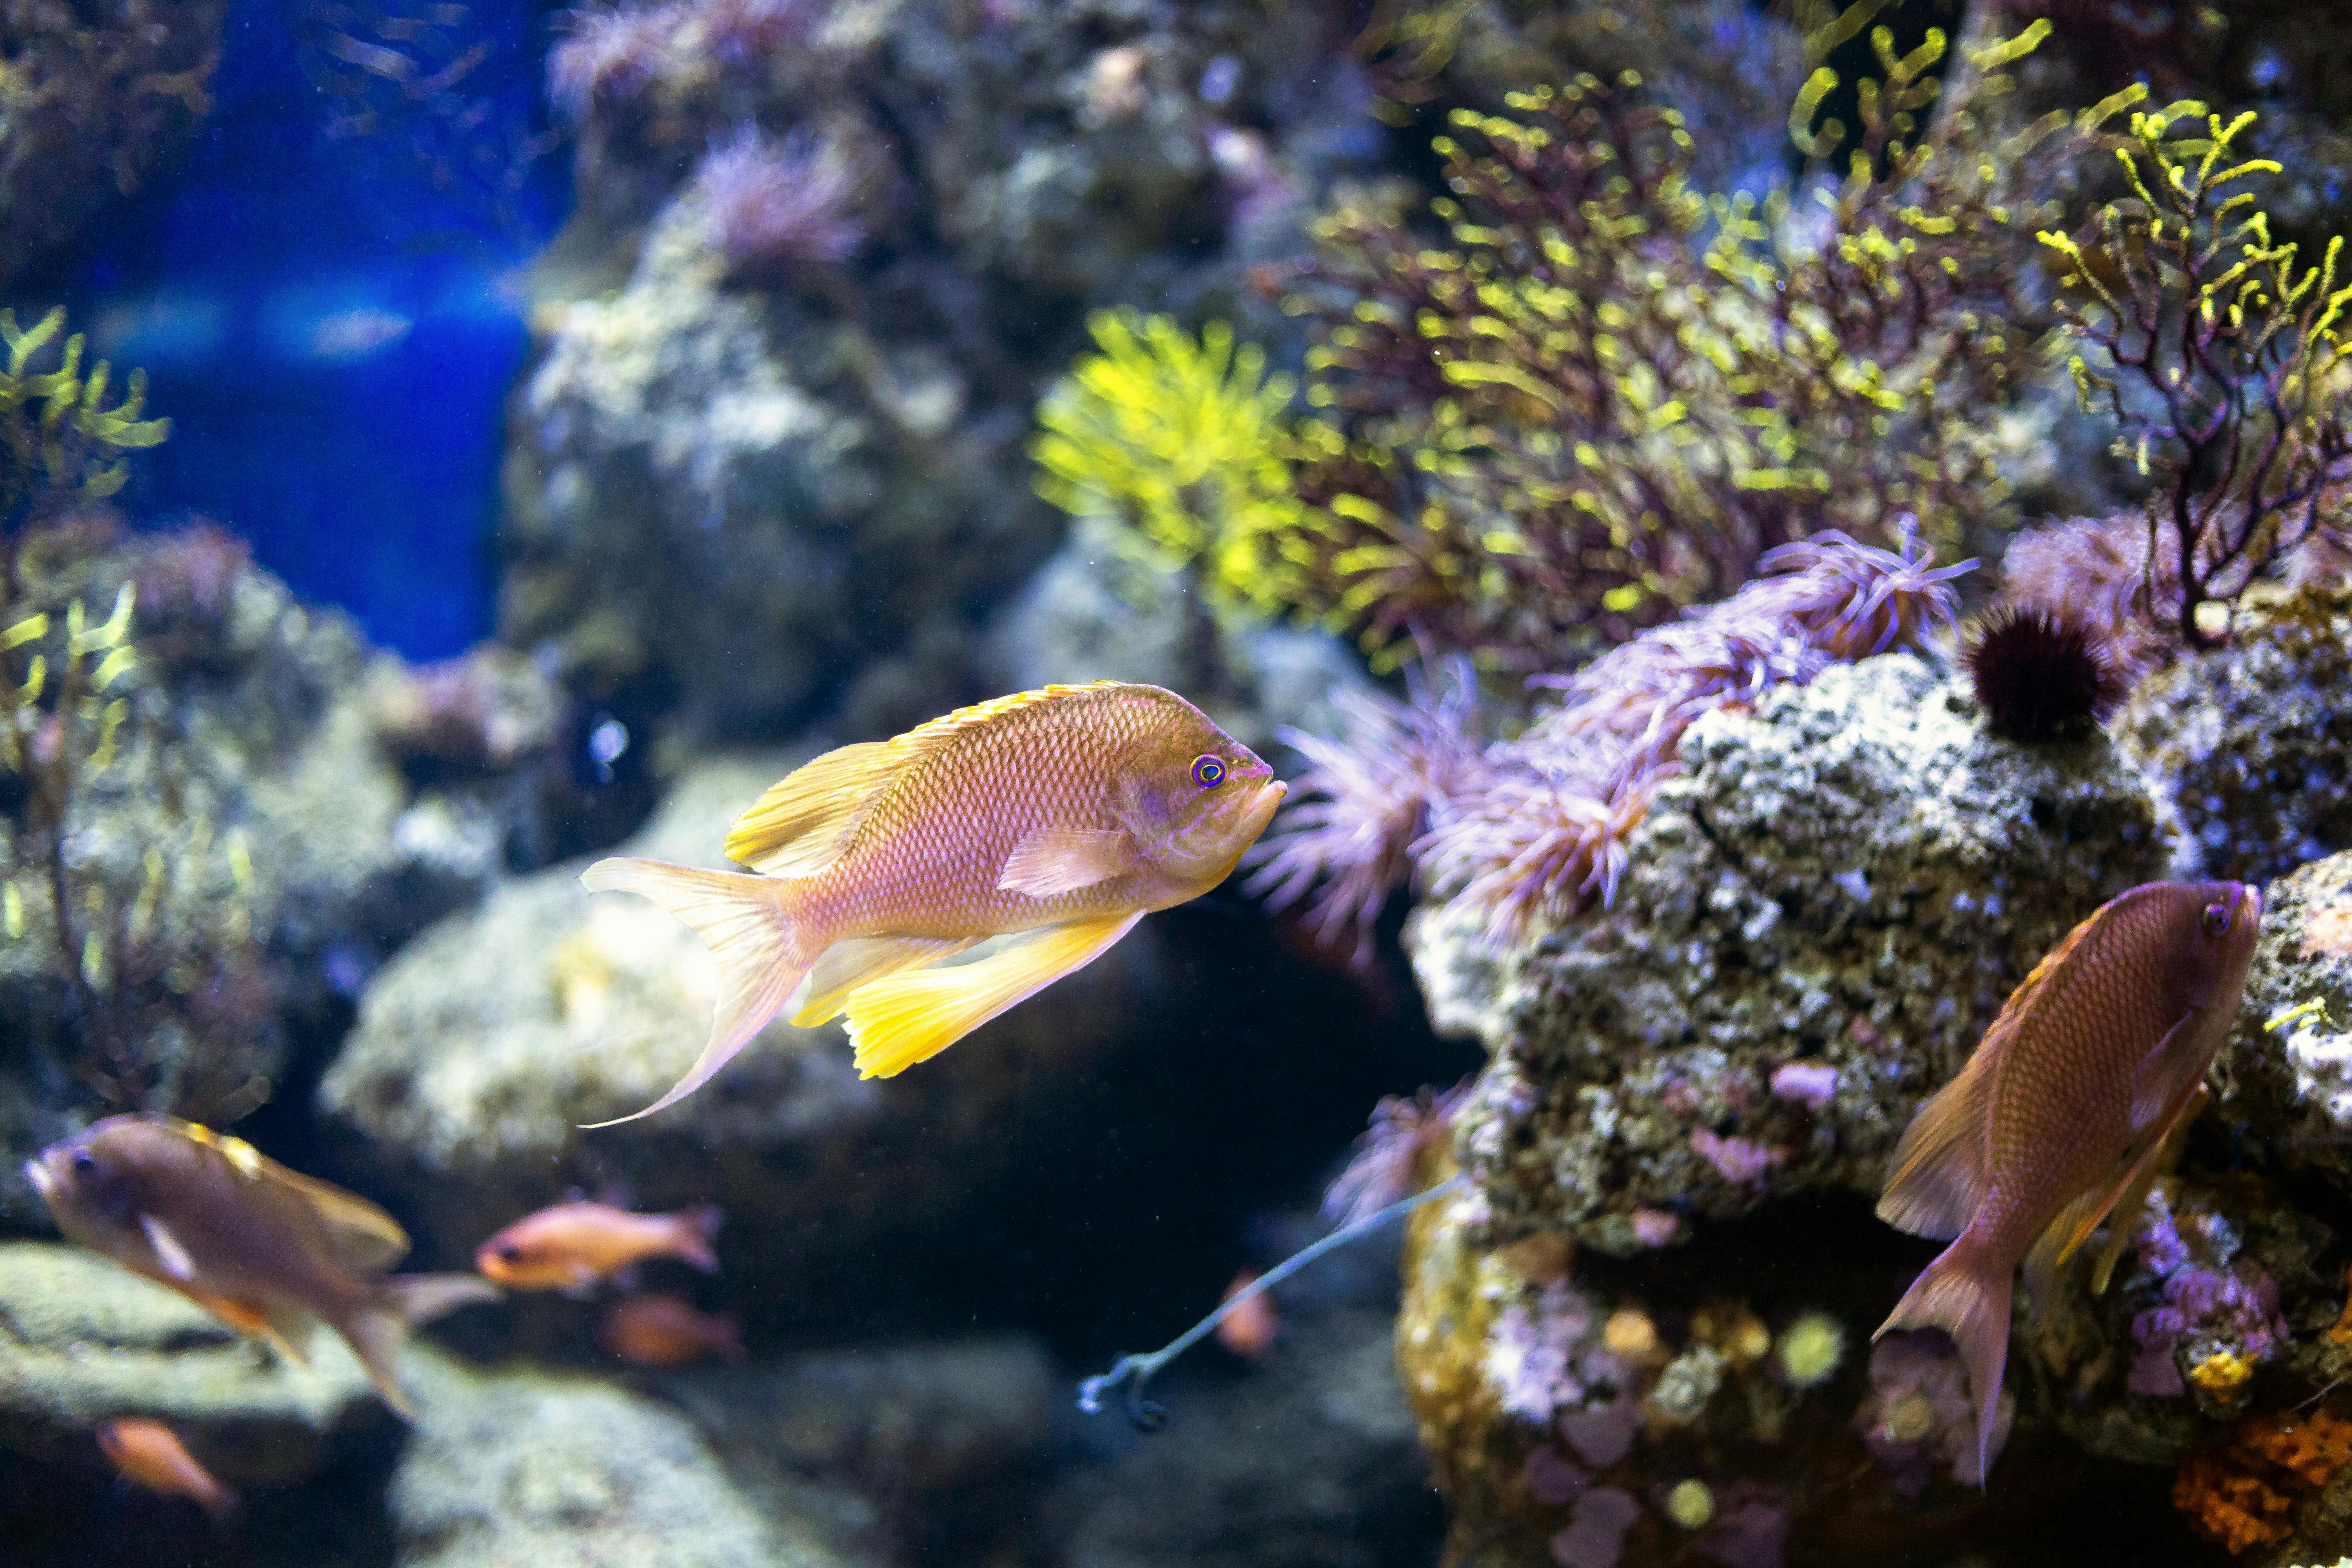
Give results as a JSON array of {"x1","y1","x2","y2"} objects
[
  {"x1": 580, "y1": 682, "x2": 1286, "y2": 1119},
  {"x1": 1875, "y1": 880, "x2": 2262, "y2": 1487}
]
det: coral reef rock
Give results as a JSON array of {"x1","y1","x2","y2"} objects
[
  {"x1": 2120, "y1": 586, "x2": 2352, "y2": 885},
  {"x1": 388, "y1": 1347, "x2": 845, "y2": 1568},
  {"x1": 0, "y1": 1241, "x2": 378, "y2": 1484},
  {"x1": 1413, "y1": 653, "x2": 2171, "y2": 1250},
  {"x1": 2216, "y1": 849, "x2": 2352, "y2": 1196}
]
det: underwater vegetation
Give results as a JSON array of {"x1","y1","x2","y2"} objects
[
  {"x1": 1038, "y1": 25, "x2": 2060, "y2": 676},
  {"x1": 2037, "y1": 105, "x2": 2352, "y2": 649}
]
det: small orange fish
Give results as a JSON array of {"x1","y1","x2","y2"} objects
[
  {"x1": 582, "y1": 682, "x2": 1285, "y2": 1120},
  {"x1": 474, "y1": 1202, "x2": 720, "y2": 1291},
  {"x1": 26, "y1": 1116, "x2": 499, "y2": 1417},
  {"x1": 97, "y1": 1418, "x2": 235, "y2": 1521},
  {"x1": 1213, "y1": 1268, "x2": 1280, "y2": 1360},
  {"x1": 1876, "y1": 880, "x2": 2262, "y2": 1481},
  {"x1": 597, "y1": 1293, "x2": 745, "y2": 1366}
]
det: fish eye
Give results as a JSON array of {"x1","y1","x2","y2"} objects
[
  {"x1": 71, "y1": 1152, "x2": 95, "y2": 1176},
  {"x1": 498, "y1": 1245, "x2": 524, "y2": 1263},
  {"x1": 2201, "y1": 902, "x2": 2230, "y2": 937},
  {"x1": 1190, "y1": 755, "x2": 1225, "y2": 789}
]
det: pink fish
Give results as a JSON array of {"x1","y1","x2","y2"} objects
[
  {"x1": 475, "y1": 1201, "x2": 720, "y2": 1291},
  {"x1": 1875, "y1": 880, "x2": 2262, "y2": 1481}
]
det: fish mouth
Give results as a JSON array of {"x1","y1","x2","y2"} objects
[{"x1": 23, "y1": 1157, "x2": 53, "y2": 1200}]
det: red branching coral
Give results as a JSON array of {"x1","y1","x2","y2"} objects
[
  {"x1": 2174, "y1": 1406, "x2": 2352, "y2": 1555},
  {"x1": 1244, "y1": 659, "x2": 1487, "y2": 965}
]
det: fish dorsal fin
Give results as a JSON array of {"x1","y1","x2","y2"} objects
[
  {"x1": 725, "y1": 741, "x2": 897, "y2": 876},
  {"x1": 1876, "y1": 1054, "x2": 1993, "y2": 1241},
  {"x1": 171, "y1": 1119, "x2": 411, "y2": 1273},
  {"x1": 844, "y1": 910, "x2": 1143, "y2": 1078},
  {"x1": 724, "y1": 684, "x2": 1131, "y2": 878},
  {"x1": 998, "y1": 826, "x2": 1134, "y2": 898},
  {"x1": 792, "y1": 934, "x2": 977, "y2": 1027}
]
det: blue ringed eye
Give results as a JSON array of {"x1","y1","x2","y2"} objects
[{"x1": 1191, "y1": 755, "x2": 1225, "y2": 788}]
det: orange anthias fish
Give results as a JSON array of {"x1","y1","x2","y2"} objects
[
  {"x1": 1875, "y1": 880, "x2": 2263, "y2": 1481},
  {"x1": 27, "y1": 1116, "x2": 499, "y2": 1417},
  {"x1": 1213, "y1": 1267, "x2": 1280, "y2": 1360},
  {"x1": 475, "y1": 1201, "x2": 720, "y2": 1290},
  {"x1": 97, "y1": 1418, "x2": 236, "y2": 1521},
  {"x1": 597, "y1": 1293, "x2": 746, "y2": 1366},
  {"x1": 582, "y1": 682, "x2": 1286, "y2": 1121}
]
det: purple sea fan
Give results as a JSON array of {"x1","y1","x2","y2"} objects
[
  {"x1": 1322, "y1": 1078, "x2": 1473, "y2": 1227},
  {"x1": 549, "y1": 3, "x2": 678, "y2": 121},
  {"x1": 1246, "y1": 659, "x2": 1487, "y2": 965},
  {"x1": 695, "y1": 126, "x2": 864, "y2": 282}
]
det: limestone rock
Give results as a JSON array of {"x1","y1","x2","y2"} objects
[
  {"x1": 0, "y1": 1241, "x2": 379, "y2": 1484},
  {"x1": 1414, "y1": 653, "x2": 2172, "y2": 1252}
]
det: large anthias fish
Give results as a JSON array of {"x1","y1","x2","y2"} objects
[
  {"x1": 1875, "y1": 879, "x2": 2263, "y2": 1481},
  {"x1": 582, "y1": 681, "x2": 1286, "y2": 1122},
  {"x1": 26, "y1": 1116, "x2": 497, "y2": 1417}
]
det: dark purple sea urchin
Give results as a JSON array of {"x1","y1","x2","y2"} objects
[{"x1": 1962, "y1": 604, "x2": 2129, "y2": 742}]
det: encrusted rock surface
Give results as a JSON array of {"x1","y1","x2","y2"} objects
[
  {"x1": 388, "y1": 1347, "x2": 846, "y2": 1568},
  {"x1": 2120, "y1": 586, "x2": 2352, "y2": 885},
  {"x1": 1412, "y1": 653, "x2": 2172, "y2": 1253},
  {"x1": 0, "y1": 1241, "x2": 379, "y2": 1483}
]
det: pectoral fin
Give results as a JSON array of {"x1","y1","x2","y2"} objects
[
  {"x1": 140, "y1": 1215, "x2": 198, "y2": 1281},
  {"x1": 998, "y1": 827, "x2": 1136, "y2": 898},
  {"x1": 844, "y1": 912, "x2": 1145, "y2": 1078},
  {"x1": 792, "y1": 934, "x2": 976, "y2": 1027},
  {"x1": 2127, "y1": 1011, "x2": 2203, "y2": 1129}
]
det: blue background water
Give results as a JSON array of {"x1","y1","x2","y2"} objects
[{"x1": 45, "y1": 0, "x2": 567, "y2": 662}]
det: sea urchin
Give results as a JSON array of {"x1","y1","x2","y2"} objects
[{"x1": 1963, "y1": 604, "x2": 2129, "y2": 742}]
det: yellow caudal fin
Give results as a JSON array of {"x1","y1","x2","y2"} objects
[
  {"x1": 578, "y1": 858, "x2": 810, "y2": 1125},
  {"x1": 844, "y1": 911, "x2": 1143, "y2": 1078},
  {"x1": 791, "y1": 933, "x2": 976, "y2": 1027}
]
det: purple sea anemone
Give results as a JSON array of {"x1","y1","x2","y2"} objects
[
  {"x1": 549, "y1": 4, "x2": 677, "y2": 121},
  {"x1": 1322, "y1": 1078, "x2": 1472, "y2": 1227},
  {"x1": 1854, "y1": 1330, "x2": 2013, "y2": 1493},
  {"x1": 1550, "y1": 1487, "x2": 1639, "y2": 1568},
  {"x1": 1246, "y1": 659, "x2": 1486, "y2": 964},
  {"x1": 695, "y1": 126, "x2": 864, "y2": 281},
  {"x1": 692, "y1": 0, "x2": 815, "y2": 64},
  {"x1": 1962, "y1": 604, "x2": 2129, "y2": 741},
  {"x1": 1745, "y1": 525, "x2": 1974, "y2": 662}
]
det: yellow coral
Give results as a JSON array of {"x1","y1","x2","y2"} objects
[
  {"x1": 2190, "y1": 1349, "x2": 2258, "y2": 1395},
  {"x1": 1030, "y1": 310, "x2": 1314, "y2": 619}
]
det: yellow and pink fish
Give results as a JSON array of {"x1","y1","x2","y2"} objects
[{"x1": 582, "y1": 681, "x2": 1286, "y2": 1121}]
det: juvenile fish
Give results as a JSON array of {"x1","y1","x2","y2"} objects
[
  {"x1": 475, "y1": 1201, "x2": 720, "y2": 1290},
  {"x1": 1875, "y1": 880, "x2": 2262, "y2": 1481},
  {"x1": 597, "y1": 1293, "x2": 746, "y2": 1366},
  {"x1": 97, "y1": 1418, "x2": 236, "y2": 1521},
  {"x1": 583, "y1": 682, "x2": 1286, "y2": 1121},
  {"x1": 26, "y1": 1116, "x2": 499, "y2": 1417}
]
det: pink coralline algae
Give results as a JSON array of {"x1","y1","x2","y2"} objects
[
  {"x1": 1854, "y1": 1330, "x2": 2014, "y2": 1494},
  {"x1": 1689, "y1": 1129, "x2": 1786, "y2": 1185},
  {"x1": 2124, "y1": 1186, "x2": 2288, "y2": 1399},
  {"x1": 1486, "y1": 1282, "x2": 1626, "y2": 1425},
  {"x1": 1629, "y1": 1208, "x2": 1684, "y2": 1248},
  {"x1": 1549, "y1": 1486, "x2": 1639, "y2": 1568},
  {"x1": 1695, "y1": 1483, "x2": 1790, "y2": 1568},
  {"x1": 1767, "y1": 1062, "x2": 1838, "y2": 1110}
]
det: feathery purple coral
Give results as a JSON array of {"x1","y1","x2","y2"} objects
[
  {"x1": 1322, "y1": 1078, "x2": 1472, "y2": 1228},
  {"x1": 695, "y1": 126, "x2": 864, "y2": 280},
  {"x1": 1246, "y1": 660, "x2": 1486, "y2": 964},
  {"x1": 549, "y1": 4, "x2": 677, "y2": 121}
]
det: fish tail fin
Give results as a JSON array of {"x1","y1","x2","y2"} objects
[
  {"x1": 195, "y1": 1472, "x2": 240, "y2": 1525},
  {"x1": 676, "y1": 1205, "x2": 722, "y2": 1272},
  {"x1": 342, "y1": 1274, "x2": 502, "y2": 1420},
  {"x1": 1876, "y1": 1237, "x2": 2013, "y2": 1487},
  {"x1": 579, "y1": 857, "x2": 811, "y2": 1125}
]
